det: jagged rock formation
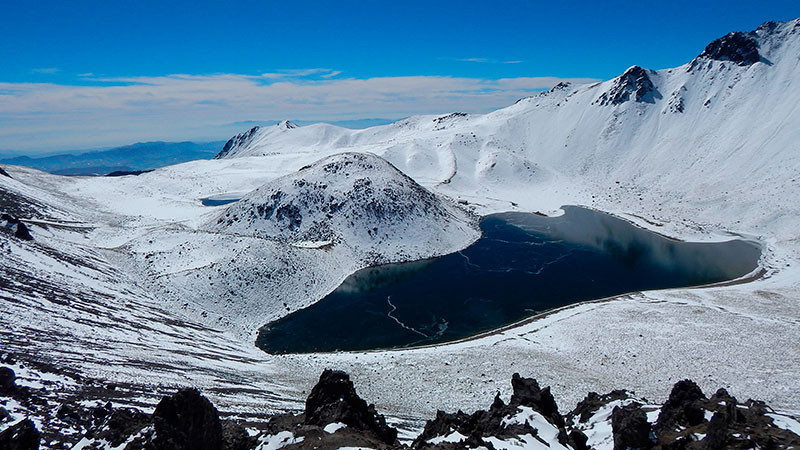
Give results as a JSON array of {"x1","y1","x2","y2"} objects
[
  {"x1": 611, "y1": 403, "x2": 654, "y2": 450},
  {"x1": 413, "y1": 373, "x2": 583, "y2": 449},
  {"x1": 1, "y1": 365, "x2": 799, "y2": 450},
  {"x1": 568, "y1": 390, "x2": 631, "y2": 424},
  {"x1": 594, "y1": 66, "x2": 662, "y2": 106},
  {"x1": 304, "y1": 369, "x2": 397, "y2": 444},
  {"x1": 697, "y1": 31, "x2": 761, "y2": 65}
]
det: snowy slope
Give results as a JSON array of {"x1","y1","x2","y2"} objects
[
  {"x1": 0, "y1": 18, "x2": 799, "y2": 438},
  {"x1": 218, "y1": 20, "x2": 800, "y2": 244}
]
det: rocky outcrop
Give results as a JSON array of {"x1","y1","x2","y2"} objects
[
  {"x1": 0, "y1": 418, "x2": 40, "y2": 450},
  {"x1": 654, "y1": 384, "x2": 800, "y2": 449},
  {"x1": 697, "y1": 31, "x2": 761, "y2": 66},
  {"x1": 149, "y1": 388, "x2": 224, "y2": 450},
  {"x1": 594, "y1": 66, "x2": 662, "y2": 106},
  {"x1": 611, "y1": 403, "x2": 654, "y2": 450},
  {"x1": 1, "y1": 214, "x2": 33, "y2": 241},
  {"x1": 305, "y1": 369, "x2": 397, "y2": 444},
  {"x1": 569, "y1": 389, "x2": 630, "y2": 424},
  {"x1": 3, "y1": 366, "x2": 799, "y2": 450},
  {"x1": 655, "y1": 379, "x2": 708, "y2": 433},
  {"x1": 0, "y1": 167, "x2": 10, "y2": 178},
  {"x1": 413, "y1": 373, "x2": 582, "y2": 449}
]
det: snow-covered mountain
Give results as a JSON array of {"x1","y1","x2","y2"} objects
[
  {"x1": 1, "y1": 18, "x2": 800, "y2": 448},
  {"x1": 215, "y1": 19, "x2": 800, "y2": 243}
]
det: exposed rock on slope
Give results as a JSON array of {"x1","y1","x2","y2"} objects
[
  {"x1": 697, "y1": 31, "x2": 761, "y2": 66},
  {"x1": 594, "y1": 66, "x2": 661, "y2": 105},
  {"x1": 1, "y1": 214, "x2": 33, "y2": 241}
]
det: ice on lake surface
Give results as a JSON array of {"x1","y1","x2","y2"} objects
[{"x1": 257, "y1": 206, "x2": 761, "y2": 354}]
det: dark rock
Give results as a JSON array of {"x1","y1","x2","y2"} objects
[
  {"x1": 1, "y1": 214, "x2": 33, "y2": 241},
  {"x1": 656, "y1": 379, "x2": 707, "y2": 432},
  {"x1": 150, "y1": 388, "x2": 224, "y2": 450},
  {"x1": 221, "y1": 421, "x2": 256, "y2": 450},
  {"x1": 0, "y1": 366, "x2": 15, "y2": 392},
  {"x1": 569, "y1": 429, "x2": 589, "y2": 450},
  {"x1": 305, "y1": 369, "x2": 397, "y2": 444},
  {"x1": 87, "y1": 407, "x2": 151, "y2": 448},
  {"x1": 550, "y1": 81, "x2": 572, "y2": 92},
  {"x1": 413, "y1": 409, "x2": 473, "y2": 448},
  {"x1": 0, "y1": 418, "x2": 40, "y2": 450},
  {"x1": 595, "y1": 66, "x2": 662, "y2": 106},
  {"x1": 611, "y1": 403, "x2": 654, "y2": 450},
  {"x1": 0, "y1": 167, "x2": 10, "y2": 178},
  {"x1": 55, "y1": 403, "x2": 86, "y2": 426},
  {"x1": 698, "y1": 31, "x2": 760, "y2": 66},
  {"x1": 510, "y1": 372, "x2": 564, "y2": 428},
  {"x1": 704, "y1": 408, "x2": 732, "y2": 449},
  {"x1": 569, "y1": 390, "x2": 631, "y2": 423},
  {"x1": 0, "y1": 406, "x2": 8, "y2": 422},
  {"x1": 14, "y1": 222, "x2": 32, "y2": 241},
  {"x1": 414, "y1": 373, "x2": 577, "y2": 449}
]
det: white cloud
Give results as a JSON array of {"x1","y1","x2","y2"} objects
[
  {"x1": 0, "y1": 72, "x2": 599, "y2": 152},
  {"x1": 456, "y1": 57, "x2": 491, "y2": 63}
]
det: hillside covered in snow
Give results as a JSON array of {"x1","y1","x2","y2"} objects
[{"x1": 1, "y1": 17, "x2": 800, "y2": 450}]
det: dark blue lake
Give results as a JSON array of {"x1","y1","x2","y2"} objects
[{"x1": 256, "y1": 206, "x2": 760, "y2": 354}]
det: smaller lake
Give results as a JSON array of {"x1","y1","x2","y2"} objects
[
  {"x1": 200, "y1": 193, "x2": 243, "y2": 206},
  {"x1": 257, "y1": 206, "x2": 760, "y2": 354}
]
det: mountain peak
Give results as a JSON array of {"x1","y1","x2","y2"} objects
[
  {"x1": 278, "y1": 120, "x2": 299, "y2": 129},
  {"x1": 593, "y1": 65, "x2": 661, "y2": 106}
]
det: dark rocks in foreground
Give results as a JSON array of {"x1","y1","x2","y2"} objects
[
  {"x1": 305, "y1": 369, "x2": 397, "y2": 444},
  {"x1": 1, "y1": 364, "x2": 798, "y2": 450},
  {"x1": 0, "y1": 418, "x2": 40, "y2": 450}
]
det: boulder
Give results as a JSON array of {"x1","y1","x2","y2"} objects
[
  {"x1": 656, "y1": 379, "x2": 707, "y2": 432},
  {"x1": 305, "y1": 369, "x2": 397, "y2": 444},
  {"x1": 0, "y1": 418, "x2": 40, "y2": 450},
  {"x1": 0, "y1": 367, "x2": 15, "y2": 392},
  {"x1": 150, "y1": 388, "x2": 224, "y2": 450},
  {"x1": 611, "y1": 403, "x2": 654, "y2": 450}
]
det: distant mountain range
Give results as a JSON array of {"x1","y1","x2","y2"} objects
[{"x1": 0, "y1": 141, "x2": 225, "y2": 176}]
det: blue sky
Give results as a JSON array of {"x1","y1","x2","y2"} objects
[{"x1": 1, "y1": 0, "x2": 799, "y2": 153}]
